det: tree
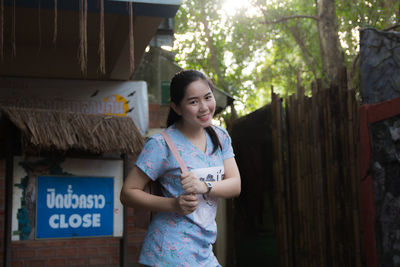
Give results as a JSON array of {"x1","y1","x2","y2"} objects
[
  {"x1": 173, "y1": 0, "x2": 400, "y2": 115},
  {"x1": 259, "y1": 0, "x2": 399, "y2": 85}
]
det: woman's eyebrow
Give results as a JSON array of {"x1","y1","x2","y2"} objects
[{"x1": 186, "y1": 96, "x2": 199, "y2": 101}]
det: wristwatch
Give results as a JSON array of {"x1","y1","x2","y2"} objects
[{"x1": 204, "y1": 181, "x2": 212, "y2": 195}]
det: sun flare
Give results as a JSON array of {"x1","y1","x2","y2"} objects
[
  {"x1": 220, "y1": 0, "x2": 261, "y2": 17},
  {"x1": 221, "y1": 0, "x2": 248, "y2": 14}
]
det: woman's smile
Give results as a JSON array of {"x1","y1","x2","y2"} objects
[{"x1": 198, "y1": 113, "x2": 211, "y2": 122}]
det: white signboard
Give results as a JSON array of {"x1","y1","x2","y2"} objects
[
  {"x1": 12, "y1": 157, "x2": 124, "y2": 240},
  {"x1": 0, "y1": 77, "x2": 149, "y2": 134}
]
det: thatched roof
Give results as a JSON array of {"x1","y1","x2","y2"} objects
[{"x1": 0, "y1": 106, "x2": 144, "y2": 155}]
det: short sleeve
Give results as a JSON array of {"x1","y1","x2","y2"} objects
[
  {"x1": 135, "y1": 136, "x2": 168, "y2": 181},
  {"x1": 214, "y1": 126, "x2": 235, "y2": 160}
]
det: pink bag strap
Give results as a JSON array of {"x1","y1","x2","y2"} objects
[{"x1": 161, "y1": 131, "x2": 188, "y2": 173}]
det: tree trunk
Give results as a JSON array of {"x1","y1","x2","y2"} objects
[{"x1": 317, "y1": 0, "x2": 345, "y2": 83}]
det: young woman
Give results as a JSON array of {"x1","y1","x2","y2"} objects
[{"x1": 120, "y1": 70, "x2": 241, "y2": 266}]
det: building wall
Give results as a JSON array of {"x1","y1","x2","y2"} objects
[
  {"x1": 133, "y1": 47, "x2": 181, "y2": 105},
  {"x1": 149, "y1": 103, "x2": 170, "y2": 129},
  {"x1": 11, "y1": 238, "x2": 120, "y2": 266},
  {"x1": 133, "y1": 46, "x2": 182, "y2": 130},
  {"x1": 126, "y1": 208, "x2": 147, "y2": 265},
  {"x1": 0, "y1": 157, "x2": 147, "y2": 266}
]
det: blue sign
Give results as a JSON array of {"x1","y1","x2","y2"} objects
[{"x1": 36, "y1": 176, "x2": 114, "y2": 239}]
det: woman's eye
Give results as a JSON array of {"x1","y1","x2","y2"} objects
[{"x1": 189, "y1": 100, "x2": 198, "y2": 105}]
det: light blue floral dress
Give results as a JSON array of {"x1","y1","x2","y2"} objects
[{"x1": 136, "y1": 124, "x2": 234, "y2": 267}]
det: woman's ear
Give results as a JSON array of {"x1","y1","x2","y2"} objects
[{"x1": 171, "y1": 102, "x2": 182, "y2": 116}]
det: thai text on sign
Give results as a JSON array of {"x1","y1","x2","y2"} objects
[{"x1": 36, "y1": 176, "x2": 114, "y2": 239}]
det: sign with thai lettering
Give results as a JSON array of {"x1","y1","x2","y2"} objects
[
  {"x1": 36, "y1": 176, "x2": 114, "y2": 239},
  {"x1": 0, "y1": 77, "x2": 148, "y2": 133}
]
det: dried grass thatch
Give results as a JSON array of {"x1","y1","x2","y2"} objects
[{"x1": 1, "y1": 106, "x2": 144, "y2": 155}]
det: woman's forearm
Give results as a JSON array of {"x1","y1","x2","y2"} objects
[
  {"x1": 120, "y1": 188, "x2": 177, "y2": 213},
  {"x1": 120, "y1": 167, "x2": 178, "y2": 213},
  {"x1": 205, "y1": 157, "x2": 241, "y2": 198},
  {"x1": 207, "y1": 176, "x2": 241, "y2": 199}
]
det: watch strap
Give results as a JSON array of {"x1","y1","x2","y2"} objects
[{"x1": 205, "y1": 181, "x2": 212, "y2": 194}]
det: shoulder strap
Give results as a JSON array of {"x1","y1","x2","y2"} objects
[{"x1": 161, "y1": 131, "x2": 188, "y2": 173}]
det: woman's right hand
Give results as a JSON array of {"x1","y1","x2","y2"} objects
[{"x1": 175, "y1": 194, "x2": 198, "y2": 215}]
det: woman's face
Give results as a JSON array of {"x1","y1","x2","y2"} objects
[{"x1": 173, "y1": 79, "x2": 216, "y2": 130}]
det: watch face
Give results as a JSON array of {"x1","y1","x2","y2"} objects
[{"x1": 205, "y1": 182, "x2": 212, "y2": 194}]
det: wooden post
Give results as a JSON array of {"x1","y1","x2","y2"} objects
[
  {"x1": 4, "y1": 120, "x2": 15, "y2": 267},
  {"x1": 120, "y1": 154, "x2": 129, "y2": 267}
]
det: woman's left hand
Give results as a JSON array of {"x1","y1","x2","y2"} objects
[{"x1": 180, "y1": 171, "x2": 207, "y2": 194}]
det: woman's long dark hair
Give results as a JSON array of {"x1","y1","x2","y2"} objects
[{"x1": 167, "y1": 70, "x2": 222, "y2": 154}]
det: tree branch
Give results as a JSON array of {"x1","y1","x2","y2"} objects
[
  {"x1": 285, "y1": 23, "x2": 318, "y2": 80},
  {"x1": 262, "y1": 14, "x2": 319, "y2": 25},
  {"x1": 383, "y1": 24, "x2": 400, "y2": 31}
]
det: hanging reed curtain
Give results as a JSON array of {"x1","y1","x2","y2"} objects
[
  {"x1": 271, "y1": 71, "x2": 362, "y2": 267},
  {"x1": 79, "y1": 0, "x2": 88, "y2": 75},
  {"x1": 53, "y1": 0, "x2": 57, "y2": 45},
  {"x1": 11, "y1": 0, "x2": 15, "y2": 58},
  {"x1": 38, "y1": 0, "x2": 42, "y2": 52},
  {"x1": 2, "y1": 0, "x2": 136, "y2": 75},
  {"x1": 128, "y1": 1, "x2": 134, "y2": 75},
  {"x1": 0, "y1": 0, "x2": 3, "y2": 60},
  {"x1": 0, "y1": 0, "x2": 3, "y2": 61},
  {"x1": 98, "y1": 0, "x2": 105, "y2": 74}
]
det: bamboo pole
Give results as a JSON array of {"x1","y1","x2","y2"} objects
[
  {"x1": 272, "y1": 89, "x2": 291, "y2": 267},
  {"x1": 312, "y1": 83, "x2": 326, "y2": 267},
  {"x1": 326, "y1": 87, "x2": 337, "y2": 267},
  {"x1": 296, "y1": 86, "x2": 305, "y2": 267},
  {"x1": 271, "y1": 91, "x2": 282, "y2": 265},
  {"x1": 289, "y1": 94, "x2": 301, "y2": 266}
]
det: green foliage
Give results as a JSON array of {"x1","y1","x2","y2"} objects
[{"x1": 173, "y1": 0, "x2": 399, "y2": 116}]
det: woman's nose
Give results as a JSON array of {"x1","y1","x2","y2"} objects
[{"x1": 199, "y1": 101, "x2": 207, "y2": 111}]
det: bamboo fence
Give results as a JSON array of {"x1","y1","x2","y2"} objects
[{"x1": 271, "y1": 76, "x2": 361, "y2": 267}]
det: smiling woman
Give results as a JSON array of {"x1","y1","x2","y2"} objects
[{"x1": 120, "y1": 70, "x2": 241, "y2": 267}]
